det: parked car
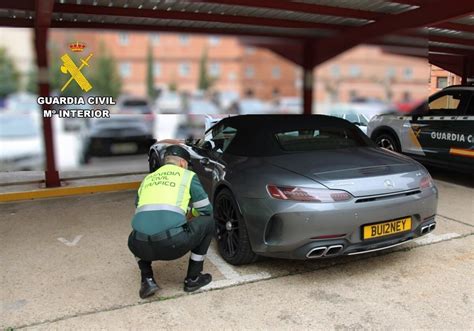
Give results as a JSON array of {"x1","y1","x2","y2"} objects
[
  {"x1": 0, "y1": 113, "x2": 44, "y2": 170},
  {"x1": 156, "y1": 92, "x2": 182, "y2": 114},
  {"x1": 116, "y1": 97, "x2": 155, "y2": 135},
  {"x1": 149, "y1": 115, "x2": 438, "y2": 265},
  {"x1": 80, "y1": 115, "x2": 155, "y2": 164},
  {"x1": 236, "y1": 98, "x2": 273, "y2": 115},
  {"x1": 277, "y1": 97, "x2": 302, "y2": 114},
  {"x1": 329, "y1": 106, "x2": 370, "y2": 134},
  {"x1": 4, "y1": 92, "x2": 40, "y2": 114},
  {"x1": 368, "y1": 85, "x2": 474, "y2": 172}
]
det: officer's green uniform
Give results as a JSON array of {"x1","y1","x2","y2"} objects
[{"x1": 128, "y1": 163, "x2": 214, "y2": 283}]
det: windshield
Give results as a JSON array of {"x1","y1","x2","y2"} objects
[
  {"x1": 274, "y1": 127, "x2": 368, "y2": 152},
  {"x1": 0, "y1": 115, "x2": 39, "y2": 138}
]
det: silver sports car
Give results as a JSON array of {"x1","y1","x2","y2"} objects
[{"x1": 149, "y1": 115, "x2": 438, "y2": 265}]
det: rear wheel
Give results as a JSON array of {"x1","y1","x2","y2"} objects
[
  {"x1": 375, "y1": 133, "x2": 401, "y2": 153},
  {"x1": 148, "y1": 151, "x2": 161, "y2": 172},
  {"x1": 214, "y1": 189, "x2": 257, "y2": 265}
]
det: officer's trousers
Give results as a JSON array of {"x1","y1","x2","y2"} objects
[{"x1": 128, "y1": 215, "x2": 214, "y2": 279}]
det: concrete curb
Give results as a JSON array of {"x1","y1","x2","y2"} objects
[{"x1": 0, "y1": 181, "x2": 140, "y2": 203}]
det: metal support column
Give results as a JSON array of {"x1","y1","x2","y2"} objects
[
  {"x1": 302, "y1": 42, "x2": 314, "y2": 115},
  {"x1": 35, "y1": 27, "x2": 60, "y2": 187}
]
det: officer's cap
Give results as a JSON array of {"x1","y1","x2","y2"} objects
[{"x1": 164, "y1": 145, "x2": 191, "y2": 163}]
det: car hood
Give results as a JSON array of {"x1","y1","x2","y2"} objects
[{"x1": 265, "y1": 147, "x2": 423, "y2": 197}]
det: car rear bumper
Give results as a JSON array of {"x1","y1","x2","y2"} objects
[
  {"x1": 86, "y1": 136, "x2": 154, "y2": 157},
  {"x1": 239, "y1": 186, "x2": 438, "y2": 259}
]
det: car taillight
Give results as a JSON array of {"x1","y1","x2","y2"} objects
[
  {"x1": 267, "y1": 185, "x2": 352, "y2": 203},
  {"x1": 420, "y1": 175, "x2": 434, "y2": 189}
]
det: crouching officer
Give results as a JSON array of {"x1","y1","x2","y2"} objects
[{"x1": 128, "y1": 145, "x2": 214, "y2": 299}]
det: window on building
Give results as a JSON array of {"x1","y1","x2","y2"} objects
[
  {"x1": 245, "y1": 66, "x2": 254, "y2": 78},
  {"x1": 118, "y1": 32, "x2": 129, "y2": 46},
  {"x1": 349, "y1": 65, "x2": 361, "y2": 77},
  {"x1": 386, "y1": 67, "x2": 396, "y2": 78},
  {"x1": 153, "y1": 62, "x2": 161, "y2": 77},
  {"x1": 436, "y1": 77, "x2": 448, "y2": 89},
  {"x1": 404, "y1": 67, "x2": 413, "y2": 80},
  {"x1": 209, "y1": 62, "x2": 220, "y2": 77},
  {"x1": 151, "y1": 33, "x2": 160, "y2": 45},
  {"x1": 179, "y1": 34, "x2": 189, "y2": 45},
  {"x1": 209, "y1": 36, "x2": 220, "y2": 46},
  {"x1": 330, "y1": 65, "x2": 340, "y2": 78},
  {"x1": 119, "y1": 62, "x2": 131, "y2": 77},
  {"x1": 179, "y1": 62, "x2": 190, "y2": 76},
  {"x1": 228, "y1": 72, "x2": 237, "y2": 81},
  {"x1": 272, "y1": 66, "x2": 281, "y2": 79}
]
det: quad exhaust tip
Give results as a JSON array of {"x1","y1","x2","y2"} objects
[{"x1": 306, "y1": 245, "x2": 344, "y2": 259}]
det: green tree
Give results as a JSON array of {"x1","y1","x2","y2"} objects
[
  {"x1": 0, "y1": 47, "x2": 20, "y2": 98},
  {"x1": 146, "y1": 43, "x2": 157, "y2": 99},
  {"x1": 89, "y1": 43, "x2": 122, "y2": 98},
  {"x1": 197, "y1": 48, "x2": 215, "y2": 91},
  {"x1": 26, "y1": 67, "x2": 38, "y2": 94}
]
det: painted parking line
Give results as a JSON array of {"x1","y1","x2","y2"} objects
[
  {"x1": 203, "y1": 246, "x2": 271, "y2": 291},
  {"x1": 206, "y1": 247, "x2": 241, "y2": 280}
]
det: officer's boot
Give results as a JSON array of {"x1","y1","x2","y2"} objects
[
  {"x1": 138, "y1": 260, "x2": 160, "y2": 299},
  {"x1": 184, "y1": 257, "x2": 212, "y2": 292}
]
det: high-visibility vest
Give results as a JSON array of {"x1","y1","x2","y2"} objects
[{"x1": 136, "y1": 164, "x2": 195, "y2": 215}]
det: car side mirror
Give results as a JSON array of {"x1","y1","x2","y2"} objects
[{"x1": 185, "y1": 137, "x2": 195, "y2": 146}]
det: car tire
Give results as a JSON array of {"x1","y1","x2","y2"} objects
[
  {"x1": 214, "y1": 188, "x2": 258, "y2": 265},
  {"x1": 80, "y1": 152, "x2": 91, "y2": 165},
  {"x1": 374, "y1": 133, "x2": 401, "y2": 153},
  {"x1": 148, "y1": 151, "x2": 161, "y2": 172}
]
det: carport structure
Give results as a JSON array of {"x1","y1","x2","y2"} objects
[{"x1": 0, "y1": 0, "x2": 473, "y2": 187}]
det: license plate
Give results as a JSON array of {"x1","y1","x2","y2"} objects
[
  {"x1": 363, "y1": 217, "x2": 412, "y2": 240},
  {"x1": 111, "y1": 143, "x2": 137, "y2": 154}
]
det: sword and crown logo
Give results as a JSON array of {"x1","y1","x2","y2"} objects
[{"x1": 60, "y1": 41, "x2": 93, "y2": 93}]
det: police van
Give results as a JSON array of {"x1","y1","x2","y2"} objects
[{"x1": 367, "y1": 85, "x2": 473, "y2": 172}]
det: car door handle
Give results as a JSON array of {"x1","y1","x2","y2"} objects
[{"x1": 200, "y1": 158, "x2": 210, "y2": 166}]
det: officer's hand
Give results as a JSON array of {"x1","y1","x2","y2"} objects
[{"x1": 186, "y1": 210, "x2": 194, "y2": 221}]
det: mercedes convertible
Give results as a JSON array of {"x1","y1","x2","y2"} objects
[{"x1": 149, "y1": 115, "x2": 438, "y2": 265}]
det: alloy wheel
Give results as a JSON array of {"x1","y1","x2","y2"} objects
[{"x1": 215, "y1": 195, "x2": 240, "y2": 258}]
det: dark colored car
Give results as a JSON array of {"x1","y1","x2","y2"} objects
[
  {"x1": 149, "y1": 115, "x2": 437, "y2": 265},
  {"x1": 81, "y1": 116, "x2": 155, "y2": 163}
]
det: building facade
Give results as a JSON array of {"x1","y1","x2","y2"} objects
[{"x1": 49, "y1": 30, "x2": 431, "y2": 103}]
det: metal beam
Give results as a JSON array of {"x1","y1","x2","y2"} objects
[
  {"x1": 428, "y1": 35, "x2": 474, "y2": 48},
  {"x1": 313, "y1": 0, "x2": 474, "y2": 67},
  {"x1": 193, "y1": 0, "x2": 380, "y2": 20},
  {"x1": 34, "y1": 0, "x2": 60, "y2": 187},
  {"x1": 54, "y1": 3, "x2": 346, "y2": 31}
]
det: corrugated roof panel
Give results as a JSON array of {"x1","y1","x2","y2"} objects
[
  {"x1": 293, "y1": 0, "x2": 417, "y2": 14},
  {"x1": 52, "y1": 12, "x2": 336, "y2": 37},
  {"x1": 55, "y1": 0, "x2": 370, "y2": 26},
  {"x1": 426, "y1": 28, "x2": 474, "y2": 41}
]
